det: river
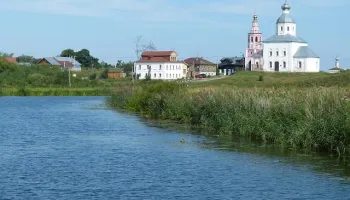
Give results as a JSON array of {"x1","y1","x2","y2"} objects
[{"x1": 0, "y1": 97, "x2": 349, "y2": 200}]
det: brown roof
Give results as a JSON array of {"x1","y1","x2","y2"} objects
[
  {"x1": 5, "y1": 57, "x2": 17, "y2": 64},
  {"x1": 141, "y1": 51, "x2": 176, "y2": 57},
  {"x1": 184, "y1": 57, "x2": 215, "y2": 65}
]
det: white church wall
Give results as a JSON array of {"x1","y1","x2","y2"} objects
[{"x1": 277, "y1": 23, "x2": 296, "y2": 36}]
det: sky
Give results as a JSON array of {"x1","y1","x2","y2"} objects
[{"x1": 0, "y1": 0, "x2": 348, "y2": 71}]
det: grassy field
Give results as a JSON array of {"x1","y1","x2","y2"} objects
[
  {"x1": 193, "y1": 71, "x2": 350, "y2": 88},
  {"x1": 108, "y1": 71, "x2": 350, "y2": 156}
]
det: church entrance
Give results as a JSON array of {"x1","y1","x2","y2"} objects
[
  {"x1": 274, "y1": 61, "x2": 279, "y2": 72},
  {"x1": 248, "y1": 61, "x2": 252, "y2": 71}
]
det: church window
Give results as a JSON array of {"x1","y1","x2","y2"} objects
[
  {"x1": 256, "y1": 62, "x2": 259, "y2": 67},
  {"x1": 159, "y1": 65, "x2": 162, "y2": 70},
  {"x1": 284, "y1": 51, "x2": 287, "y2": 56},
  {"x1": 283, "y1": 62, "x2": 286, "y2": 68},
  {"x1": 298, "y1": 61, "x2": 302, "y2": 68},
  {"x1": 269, "y1": 51, "x2": 272, "y2": 56},
  {"x1": 159, "y1": 73, "x2": 162, "y2": 78},
  {"x1": 287, "y1": 26, "x2": 290, "y2": 31},
  {"x1": 138, "y1": 65, "x2": 141, "y2": 70},
  {"x1": 154, "y1": 73, "x2": 156, "y2": 78},
  {"x1": 251, "y1": 37, "x2": 253, "y2": 42},
  {"x1": 269, "y1": 62, "x2": 272, "y2": 68},
  {"x1": 281, "y1": 26, "x2": 283, "y2": 31},
  {"x1": 276, "y1": 51, "x2": 279, "y2": 56},
  {"x1": 255, "y1": 37, "x2": 258, "y2": 42}
]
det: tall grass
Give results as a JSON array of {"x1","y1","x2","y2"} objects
[{"x1": 108, "y1": 82, "x2": 350, "y2": 156}]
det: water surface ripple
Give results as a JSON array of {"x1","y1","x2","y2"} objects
[{"x1": 0, "y1": 97, "x2": 349, "y2": 200}]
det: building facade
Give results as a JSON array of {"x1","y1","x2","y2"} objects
[
  {"x1": 134, "y1": 51, "x2": 187, "y2": 80},
  {"x1": 246, "y1": 1, "x2": 320, "y2": 72},
  {"x1": 184, "y1": 57, "x2": 217, "y2": 78},
  {"x1": 37, "y1": 57, "x2": 82, "y2": 72}
]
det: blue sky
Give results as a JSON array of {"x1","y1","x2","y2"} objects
[{"x1": 0, "y1": 0, "x2": 348, "y2": 71}]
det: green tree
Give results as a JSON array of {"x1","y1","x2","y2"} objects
[
  {"x1": 0, "y1": 52, "x2": 14, "y2": 57},
  {"x1": 60, "y1": 49, "x2": 76, "y2": 57},
  {"x1": 16, "y1": 55, "x2": 36, "y2": 63}
]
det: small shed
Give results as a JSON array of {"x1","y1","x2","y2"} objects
[{"x1": 108, "y1": 68, "x2": 124, "y2": 79}]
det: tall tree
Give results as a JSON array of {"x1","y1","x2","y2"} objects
[{"x1": 60, "y1": 49, "x2": 75, "y2": 57}]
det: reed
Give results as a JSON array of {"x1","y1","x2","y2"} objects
[{"x1": 108, "y1": 82, "x2": 350, "y2": 156}]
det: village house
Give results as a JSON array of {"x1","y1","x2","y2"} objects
[
  {"x1": 218, "y1": 57, "x2": 245, "y2": 75},
  {"x1": 134, "y1": 51, "x2": 187, "y2": 80},
  {"x1": 184, "y1": 57, "x2": 217, "y2": 78},
  {"x1": 245, "y1": 1, "x2": 320, "y2": 72},
  {"x1": 37, "y1": 56, "x2": 82, "y2": 72},
  {"x1": 107, "y1": 68, "x2": 126, "y2": 79}
]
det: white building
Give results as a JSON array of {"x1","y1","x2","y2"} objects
[
  {"x1": 134, "y1": 51, "x2": 188, "y2": 80},
  {"x1": 245, "y1": 1, "x2": 320, "y2": 72}
]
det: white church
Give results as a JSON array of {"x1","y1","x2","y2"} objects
[{"x1": 245, "y1": 1, "x2": 320, "y2": 72}]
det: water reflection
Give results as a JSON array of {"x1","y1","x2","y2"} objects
[{"x1": 145, "y1": 120, "x2": 350, "y2": 181}]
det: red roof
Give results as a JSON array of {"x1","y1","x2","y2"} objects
[
  {"x1": 5, "y1": 57, "x2": 17, "y2": 64},
  {"x1": 136, "y1": 57, "x2": 184, "y2": 63},
  {"x1": 58, "y1": 61, "x2": 74, "y2": 67},
  {"x1": 141, "y1": 51, "x2": 176, "y2": 57}
]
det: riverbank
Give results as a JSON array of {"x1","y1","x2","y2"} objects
[
  {"x1": 107, "y1": 79, "x2": 350, "y2": 156},
  {"x1": 0, "y1": 87, "x2": 111, "y2": 96}
]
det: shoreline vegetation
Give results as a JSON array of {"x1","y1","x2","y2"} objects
[{"x1": 107, "y1": 73, "x2": 350, "y2": 156}]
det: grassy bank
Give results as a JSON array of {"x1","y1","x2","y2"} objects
[
  {"x1": 0, "y1": 87, "x2": 111, "y2": 96},
  {"x1": 107, "y1": 79, "x2": 350, "y2": 156}
]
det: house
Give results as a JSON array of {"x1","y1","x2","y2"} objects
[
  {"x1": 134, "y1": 51, "x2": 188, "y2": 80},
  {"x1": 184, "y1": 57, "x2": 217, "y2": 78},
  {"x1": 108, "y1": 68, "x2": 125, "y2": 79},
  {"x1": 4, "y1": 57, "x2": 18, "y2": 64},
  {"x1": 245, "y1": 2, "x2": 320, "y2": 72},
  {"x1": 218, "y1": 57, "x2": 245, "y2": 75},
  {"x1": 37, "y1": 56, "x2": 82, "y2": 72}
]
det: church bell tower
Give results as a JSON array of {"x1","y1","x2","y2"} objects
[{"x1": 245, "y1": 14, "x2": 263, "y2": 57}]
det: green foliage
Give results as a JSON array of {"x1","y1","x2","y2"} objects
[
  {"x1": 89, "y1": 73, "x2": 97, "y2": 80},
  {"x1": 99, "y1": 69, "x2": 108, "y2": 79},
  {"x1": 108, "y1": 82, "x2": 350, "y2": 156},
  {"x1": 27, "y1": 73, "x2": 51, "y2": 87},
  {"x1": 258, "y1": 74, "x2": 264, "y2": 81}
]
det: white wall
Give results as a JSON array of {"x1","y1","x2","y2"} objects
[
  {"x1": 263, "y1": 42, "x2": 309, "y2": 72},
  {"x1": 135, "y1": 62, "x2": 187, "y2": 80},
  {"x1": 277, "y1": 23, "x2": 296, "y2": 36}
]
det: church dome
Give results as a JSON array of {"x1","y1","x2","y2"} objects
[{"x1": 276, "y1": 1, "x2": 295, "y2": 24}]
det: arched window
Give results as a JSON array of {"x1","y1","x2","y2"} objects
[
  {"x1": 287, "y1": 26, "x2": 290, "y2": 31},
  {"x1": 251, "y1": 37, "x2": 253, "y2": 42},
  {"x1": 159, "y1": 73, "x2": 162, "y2": 78},
  {"x1": 154, "y1": 73, "x2": 156, "y2": 78},
  {"x1": 298, "y1": 61, "x2": 302, "y2": 68},
  {"x1": 256, "y1": 62, "x2": 259, "y2": 67},
  {"x1": 255, "y1": 37, "x2": 258, "y2": 42},
  {"x1": 269, "y1": 62, "x2": 273, "y2": 68},
  {"x1": 283, "y1": 61, "x2": 286, "y2": 68},
  {"x1": 281, "y1": 26, "x2": 283, "y2": 31}
]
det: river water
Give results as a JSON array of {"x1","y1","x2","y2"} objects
[{"x1": 0, "y1": 97, "x2": 349, "y2": 200}]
